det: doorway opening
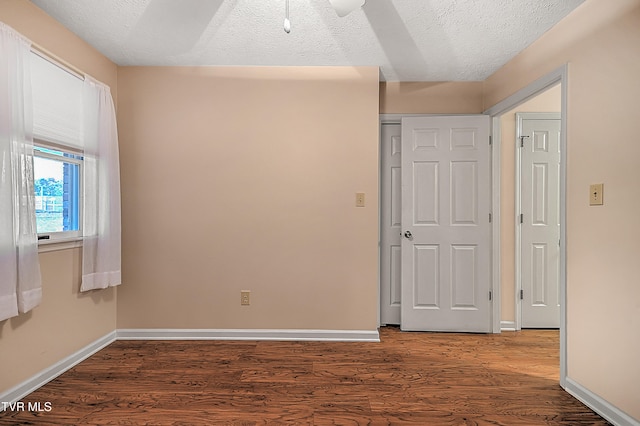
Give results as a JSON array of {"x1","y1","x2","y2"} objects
[
  {"x1": 485, "y1": 65, "x2": 568, "y2": 387},
  {"x1": 492, "y1": 85, "x2": 562, "y2": 330},
  {"x1": 379, "y1": 114, "x2": 491, "y2": 332},
  {"x1": 378, "y1": 65, "x2": 568, "y2": 387}
]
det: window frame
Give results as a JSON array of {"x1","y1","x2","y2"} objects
[{"x1": 33, "y1": 139, "x2": 84, "y2": 246}]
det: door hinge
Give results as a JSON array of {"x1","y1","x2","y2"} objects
[
  {"x1": 489, "y1": 213, "x2": 492, "y2": 223},
  {"x1": 519, "y1": 214, "x2": 524, "y2": 224},
  {"x1": 520, "y1": 289, "x2": 524, "y2": 300},
  {"x1": 489, "y1": 291, "x2": 492, "y2": 301},
  {"x1": 519, "y1": 135, "x2": 529, "y2": 148},
  {"x1": 489, "y1": 136, "x2": 492, "y2": 146}
]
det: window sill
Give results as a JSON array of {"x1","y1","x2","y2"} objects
[{"x1": 38, "y1": 237, "x2": 83, "y2": 253}]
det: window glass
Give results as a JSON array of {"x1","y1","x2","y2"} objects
[{"x1": 34, "y1": 145, "x2": 82, "y2": 237}]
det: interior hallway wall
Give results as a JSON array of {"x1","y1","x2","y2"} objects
[{"x1": 484, "y1": 0, "x2": 640, "y2": 420}]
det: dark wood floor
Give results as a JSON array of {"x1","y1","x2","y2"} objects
[{"x1": 1, "y1": 327, "x2": 608, "y2": 425}]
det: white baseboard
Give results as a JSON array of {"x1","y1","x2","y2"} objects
[
  {"x1": 0, "y1": 331, "x2": 116, "y2": 411},
  {"x1": 117, "y1": 328, "x2": 380, "y2": 342},
  {"x1": 500, "y1": 320, "x2": 516, "y2": 331},
  {"x1": 565, "y1": 377, "x2": 639, "y2": 426}
]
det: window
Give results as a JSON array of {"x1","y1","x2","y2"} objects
[
  {"x1": 34, "y1": 144, "x2": 82, "y2": 241},
  {"x1": 30, "y1": 52, "x2": 84, "y2": 244}
]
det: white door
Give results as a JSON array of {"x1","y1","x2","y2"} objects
[
  {"x1": 380, "y1": 123, "x2": 402, "y2": 325},
  {"x1": 400, "y1": 116, "x2": 492, "y2": 332},
  {"x1": 518, "y1": 113, "x2": 561, "y2": 328}
]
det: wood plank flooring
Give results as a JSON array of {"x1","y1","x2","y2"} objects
[{"x1": 1, "y1": 327, "x2": 608, "y2": 425}]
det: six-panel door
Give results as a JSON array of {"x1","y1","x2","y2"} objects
[{"x1": 400, "y1": 116, "x2": 491, "y2": 332}]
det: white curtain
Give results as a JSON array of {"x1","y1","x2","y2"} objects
[
  {"x1": 81, "y1": 77, "x2": 121, "y2": 292},
  {"x1": 0, "y1": 23, "x2": 42, "y2": 321}
]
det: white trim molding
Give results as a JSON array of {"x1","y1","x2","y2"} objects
[
  {"x1": 38, "y1": 238, "x2": 83, "y2": 253},
  {"x1": 380, "y1": 113, "x2": 472, "y2": 125},
  {"x1": 565, "y1": 378, "x2": 639, "y2": 426},
  {"x1": 484, "y1": 65, "x2": 567, "y2": 117},
  {"x1": 380, "y1": 113, "x2": 434, "y2": 124},
  {"x1": 500, "y1": 321, "x2": 516, "y2": 331},
  {"x1": 0, "y1": 331, "x2": 116, "y2": 411},
  {"x1": 117, "y1": 328, "x2": 380, "y2": 342}
]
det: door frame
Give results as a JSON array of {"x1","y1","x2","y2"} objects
[
  {"x1": 378, "y1": 113, "x2": 499, "y2": 333},
  {"x1": 484, "y1": 64, "x2": 568, "y2": 388},
  {"x1": 380, "y1": 65, "x2": 568, "y2": 387},
  {"x1": 516, "y1": 112, "x2": 561, "y2": 330},
  {"x1": 379, "y1": 114, "x2": 437, "y2": 327}
]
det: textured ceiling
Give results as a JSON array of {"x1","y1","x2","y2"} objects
[{"x1": 30, "y1": 0, "x2": 584, "y2": 81}]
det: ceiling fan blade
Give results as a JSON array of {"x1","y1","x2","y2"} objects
[{"x1": 328, "y1": 0, "x2": 366, "y2": 17}]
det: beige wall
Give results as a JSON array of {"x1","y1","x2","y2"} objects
[
  {"x1": 0, "y1": 0, "x2": 118, "y2": 393},
  {"x1": 499, "y1": 86, "x2": 561, "y2": 322},
  {"x1": 116, "y1": 66, "x2": 380, "y2": 330},
  {"x1": 380, "y1": 81, "x2": 483, "y2": 114},
  {"x1": 485, "y1": 0, "x2": 640, "y2": 419},
  {"x1": 3, "y1": 0, "x2": 639, "y2": 421}
]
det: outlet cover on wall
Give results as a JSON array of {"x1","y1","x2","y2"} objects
[
  {"x1": 590, "y1": 183, "x2": 604, "y2": 206},
  {"x1": 240, "y1": 290, "x2": 250, "y2": 306}
]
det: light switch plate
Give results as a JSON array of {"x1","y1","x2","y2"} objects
[
  {"x1": 590, "y1": 183, "x2": 604, "y2": 206},
  {"x1": 355, "y1": 192, "x2": 365, "y2": 207}
]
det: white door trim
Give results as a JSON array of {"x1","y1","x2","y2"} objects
[
  {"x1": 379, "y1": 114, "x2": 435, "y2": 327},
  {"x1": 380, "y1": 113, "x2": 474, "y2": 124},
  {"x1": 379, "y1": 122, "x2": 402, "y2": 325},
  {"x1": 484, "y1": 64, "x2": 568, "y2": 389}
]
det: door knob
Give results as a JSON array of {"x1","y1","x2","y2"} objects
[{"x1": 404, "y1": 231, "x2": 412, "y2": 239}]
